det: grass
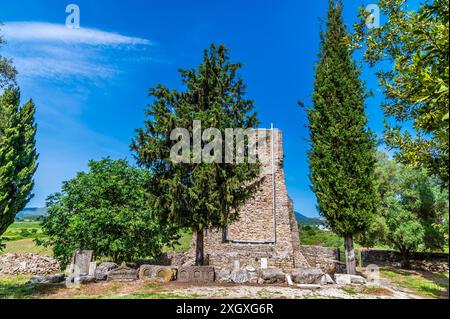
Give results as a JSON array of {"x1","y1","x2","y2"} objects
[
  {"x1": 3, "y1": 238, "x2": 52, "y2": 255},
  {"x1": 164, "y1": 229, "x2": 193, "y2": 253},
  {"x1": 257, "y1": 288, "x2": 283, "y2": 299},
  {"x1": 0, "y1": 274, "x2": 203, "y2": 299},
  {"x1": 381, "y1": 268, "x2": 449, "y2": 299},
  {"x1": 0, "y1": 274, "x2": 61, "y2": 299},
  {"x1": 1, "y1": 221, "x2": 193, "y2": 257},
  {"x1": 106, "y1": 292, "x2": 202, "y2": 299},
  {"x1": 2, "y1": 221, "x2": 46, "y2": 241}
]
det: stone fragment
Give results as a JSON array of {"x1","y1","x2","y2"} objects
[
  {"x1": 320, "y1": 273, "x2": 334, "y2": 285},
  {"x1": 349, "y1": 275, "x2": 367, "y2": 285},
  {"x1": 334, "y1": 274, "x2": 351, "y2": 285},
  {"x1": 69, "y1": 250, "x2": 93, "y2": 276},
  {"x1": 177, "y1": 266, "x2": 215, "y2": 283},
  {"x1": 229, "y1": 270, "x2": 249, "y2": 284},
  {"x1": 291, "y1": 268, "x2": 324, "y2": 284},
  {"x1": 138, "y1": 265, "x2": 177, "y2": 281},
  {"x1": 74, "y1": 275, "x2": 96, "y2": 285},
  {"x1": 215, "y1": 269, "x2": 232, "y2": 283},
  {"x1": 260, "y1": 268, "x2": 286, "y2": 284},
  {"x1": 27, "y1": 274, "x2": 65, "y2": 284},
  {"x1": 95, "y1": 262, "x2": 118, "y2": 281},
  {"x1": 286, "y1": 274, "x2": 293, "y2": 286},
  {"x1": 107, "y1": 262, "x2": 138, "y2": 282}
]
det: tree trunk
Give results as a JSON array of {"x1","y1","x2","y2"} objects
[
  {"x1": 195, "y1": 229, "x2": 204, "y2": 266},
  {"x1": 344, "y1": 234, "x2": 356, "y2": 275},
  {"x1": 400, "y1": 249, "x2": 411, "y2": 269}
]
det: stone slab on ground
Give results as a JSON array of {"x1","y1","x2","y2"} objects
[
  {"x1": 320, "y1": 274, "x2": 334, "y2": 285},
  {"x1": 27, "y1": 274, "x2": 65, "y2": 284},
  {"x1": 139, "y1": 265, "x2": 177, "y2": 281},
  {"x1": 107, "y1": 262, "x2": 138, "y2": 282},
  {"x1": 350, "y1": 275, "x2": 367, "y2": 284},
  {"x1": 291, "y1": 268, "x2": 324, "y2": 284},
  {"x1": 74, "y1": 275, "x2": 96, "y2": 285},
  {"x1": 178, "y1": 266, "x2": 215, "y2": 283},
  {"x1": 259, "y1": 268, "x2": 286, "y2": 284},
  {"x1": 335, "y1": 274, "x2": 352, "y2": 285},
  {"x1": 95, "y1": 262, "x2": 118, "y2": 281},
  {"x1": 334, "y1": 274, "x2": 367, "y2": 285}
]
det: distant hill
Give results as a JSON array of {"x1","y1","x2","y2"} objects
[
  {"x1": 294, "y1": 211, "x2": 325, "y2": 226},
  {"x1": 15, "y1": 207, "x2": 48, "y2": 220}
]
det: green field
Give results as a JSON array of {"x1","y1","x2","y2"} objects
[
  {"x1": 2, "y1": 221, "x2": 46, "y2": 241},
  {"x1": 1, "y1": 221, "x2": 193, "y2": 257}
]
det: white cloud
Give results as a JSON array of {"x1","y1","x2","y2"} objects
[
  {"x1": 0, "y1": 21, "x2": 155, "y2": 82},
  {"x1": 1, "y1": 22, "x2": 152, "y2": 46}
]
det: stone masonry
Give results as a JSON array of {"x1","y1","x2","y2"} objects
[{"x1": 191, "y1": 128, "x2": 310, "y2": 272}]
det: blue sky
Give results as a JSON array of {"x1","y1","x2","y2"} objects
[{"x1": 0, "y1": 0, "x2": 417, "y2": 217}]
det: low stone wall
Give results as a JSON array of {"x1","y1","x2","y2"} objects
[
  {"x1": 361, "y1": 249, "x2": 449, "y2": 272},
  {"x1": 299, "y1": 245, "x2": 340, "y2": 274}
]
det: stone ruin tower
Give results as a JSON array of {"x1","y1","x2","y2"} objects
[{"x1": 192, "y1": 128, "x2": 309, "y2": 272}]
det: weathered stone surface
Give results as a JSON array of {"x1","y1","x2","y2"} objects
[
  {"x1": 177, "y1": 266, "x2": 215, "y2": 283},
  {"x1": 286, "y1": 274, "x2": 293, "y2": 286},
  {"x1": 27, "y1": 274, "x2": 65, "y2": 284},
  {"x1": 260, "y1": 268, "x2": 286, "y2": 284},
  {"x1": 361, "y1": 249, "x2": 449, "y2": 272},
  {"x1": 350, "y1": 275, "x2": 367, "y2": 285},
  {"x1": 320, "y1": 274, "x2": 334, "y2": 285},
  {"x1": 291, "y1": 268, "x2": 324, "y2": 285},
  {"x1": 215, "y1": 269, "x2": 232, "y2": 283},
  {"x1": 74, "y1": 275, "x2": 96, "y2": 285},
  {"x1": 189, "y1": 130, "x2": 310, "y2": 272},
  {"x1": 0, "y1": 253, "x2": 60, "y2": 275},
  {"x1": 107, "y1": 262, "x2": 138, "y2": 282},
  {"x1": 139, "y1": 265, "x2": 177, "y2": 281},
  {"x1": 95, "y1": 262, "x2": 118, "y2": 281},
  {"x1": 299, "y1": 246, "x2": 340, "y2": 273},
  {"x1": 335, "y1": 274, "x2": 352, "y2": 285},
  {"x1": 69, "y1": 250, "x2": 93, "y2": 275}
]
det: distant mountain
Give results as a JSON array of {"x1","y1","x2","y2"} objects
[
  {"x1": 294, "y1": 211, "x2": 325, "y2": 226},
  {"x1": 15, "y1": 207, "x2": 48, "y2": 220}
]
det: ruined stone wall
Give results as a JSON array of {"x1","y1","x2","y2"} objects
[
  {"x1": 361, "y1": 249, "x2": 449, "y2": 272},
  {"x1": 197, "y1": 129, "x2": 309, "y2": 272},
  {"x1": 299, "y1": 245, "x2": 340, "y2": 273}
]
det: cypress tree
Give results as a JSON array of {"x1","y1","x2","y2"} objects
[
  {"x1": 132, "y1": 44, "x2": 260, "y2": 265},
  {"x1": 0, "y1": 88, "x2": 38, "y2": 243},
  {"x1": 307, "y1": 0, "x2": 378, "y2": 274}
]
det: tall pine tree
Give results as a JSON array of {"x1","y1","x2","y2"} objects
[
  {"x1": 132, "y1": 44, "x2": 260, "y2": 265},
  {"x1": 0, "y1": 88, "x2": 38, "y2": 244},
  {"x1": 308, "y1": 0, "x2": 378, "y2": 274}
]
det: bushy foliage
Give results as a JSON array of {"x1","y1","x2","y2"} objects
[
  {"x1": 39, "y1": 158, "x2": 180, "y2": 268},
  {"x1": 354, "y1": 0, "x2": 449, "y2": 187},
  {"x1": 360, "y1": 154, "x2": 448, "y2": 265}
]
